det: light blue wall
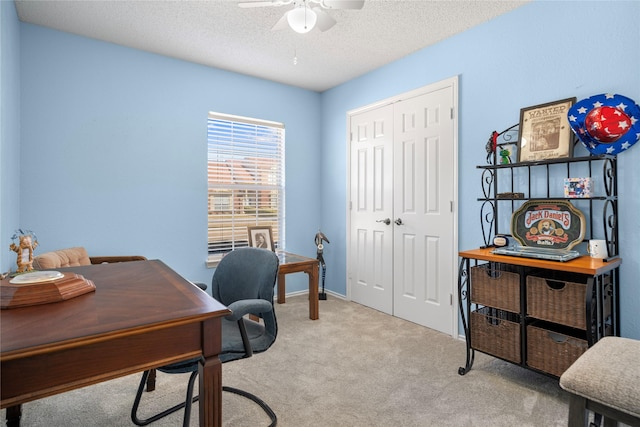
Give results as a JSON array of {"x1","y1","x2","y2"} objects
[
  {"x1": 319, "y1": 1, "x2": 640, "y2": 339},
  {"x1": 0, "y1": 1, "x2": 21, "y2": 273},
  {"x1": 18, "y1": 24, "x2": 321, "y2": 287},
  {"x1": 3, "y1": 1, "x2": 639, "y2": 338}
]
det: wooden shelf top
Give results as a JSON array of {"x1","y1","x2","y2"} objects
[{"x1": 459, "y1": 247, "x2": 621, "y2": 276}]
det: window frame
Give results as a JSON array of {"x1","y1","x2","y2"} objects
[{"x1": 206, "y1": 112, "x2": 285, "y2": 267}]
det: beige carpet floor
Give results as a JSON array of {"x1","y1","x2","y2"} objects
[{"x1": 2, "y1": 294, "x2": 571, "y2": 426}]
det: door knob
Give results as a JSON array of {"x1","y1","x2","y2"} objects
[
  {"x1": 376, "y1": 218, "x2": 391, "y2": 225},
  {"x1": 394, "y1": 218, "x2": 404, "y2": 226}
]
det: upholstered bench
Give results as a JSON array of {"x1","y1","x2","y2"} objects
[
  {"x1": 33, "y1": 246, "x2": 147, "y2": 269},
  {"x1": 559, "y1": 336, "x2": 640, "y2": 427}
]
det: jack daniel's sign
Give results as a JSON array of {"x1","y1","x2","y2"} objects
[{"x1": 511, "y1": 200, "x2": 585, "y2": 250}]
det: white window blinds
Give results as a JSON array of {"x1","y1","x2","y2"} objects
[{"x1": 207, "y1": 112, "x2": 285, "y2": 259}]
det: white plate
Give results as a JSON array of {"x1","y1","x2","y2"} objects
[{"x1": 10, "y1": 270, "x2": 64, "y2": 284}]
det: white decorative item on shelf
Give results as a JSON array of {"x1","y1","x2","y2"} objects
[{"x1": 588, "y1": 239, "x2": 608, "y2": 259}]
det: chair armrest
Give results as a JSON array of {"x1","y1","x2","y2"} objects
[
  {"x1": 191, "y1": 282, "x2": 208, "y2": 291},
  {"x1": 225, "y1": 299, "x2": 272, "y2": 321},
  {"x1": 90, "y1": 255, "x2": 147, "y2": 264}
]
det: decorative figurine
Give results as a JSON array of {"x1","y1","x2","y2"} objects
[
  {"x1": 9, "y1": 229, "x2": 39, "y2": 273},
  {"x1": 499, "y1": 146, "x2": 513, "y2": 164},
  {"x1": 485, "y1": 125, "x2": 519, "y2": 164},
  {"x1": 485, "y1": 130, "x2": 499, "y2": 163},
  {"x1": 315, "y1": 230, "x2": 330, "y2": 300}
]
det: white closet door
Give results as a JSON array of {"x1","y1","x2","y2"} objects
[
  {"x1": 348, "y1": 78, "x2": 457, "y2": 336},
  {"x1": 392, "y1": 86, "x2": 455, "y2": 334},
  {"x1": 348, "y1": 104, "x2": 394, "y2": 314}
]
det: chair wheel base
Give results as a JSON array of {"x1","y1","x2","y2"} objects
[
  {"x1": 132, "y1": 370, "x2": 277, "y2": 427},
  {"x1": 223, "y1": 386, "x2": 277, "y2": 427}
]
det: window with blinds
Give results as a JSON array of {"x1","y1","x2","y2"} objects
[{"x1": 207, "y1": 112, "x2": 285, "y2": 263}]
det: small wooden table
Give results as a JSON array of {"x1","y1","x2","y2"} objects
[
  {"x1": 1, "y1": 260, "x2": 230, "y2": 427},
  {"x1": 276, "y1": 251, "x2": 319, "y2": 320}
]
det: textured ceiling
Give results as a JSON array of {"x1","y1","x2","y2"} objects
[{"x1": 14, "y1": 0, "x2": 529, "y2": 92}]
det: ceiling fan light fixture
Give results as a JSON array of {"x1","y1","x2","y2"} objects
[{"x1": 287, "y1": 5, "x2": 317, "y2": 33}]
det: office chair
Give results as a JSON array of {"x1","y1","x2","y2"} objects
[{"x1": 131, "y1": 247, "x2": 279, "y2": 427}]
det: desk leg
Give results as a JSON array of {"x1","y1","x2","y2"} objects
[
  {"x1": 199, "y1": 356, "x2": 222, "y2": 427},
  {"x1": 146, "y1": 368, "x2": 156, "y2": 392},
  {"x1": 5, "y1": 405, "x2": 21, "y2": 427},
  {"x1": 309, "y1": 263, "x2": 319, "y2": 320},
  {"x1": 277, "y1": 272, "x2": 286, "y2": 304},
  {"x1": 200, "y1": 318, "x2": 223, "y2": 427}
]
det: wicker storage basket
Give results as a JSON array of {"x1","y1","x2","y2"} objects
[
  {"x1": 470, "y1": 264, "x2": 520, "y2": 313},
  {"x1": 471, "y1": 306, "x2": 521, "y2": 363},
  {"x1": 526, "y1": 273, "x2": 589, "y2": 329},
  {"x1": 526, "y1": 322, "x2": 588, "y2": 377}
]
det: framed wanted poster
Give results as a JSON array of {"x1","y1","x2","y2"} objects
[{"x1": 518, "y1": 98, "x2": 576, "y2": 162}]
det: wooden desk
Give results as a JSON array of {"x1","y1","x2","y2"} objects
[
  {"x1": 0, "y1": 260, "x2": 230, "y2": 427},
  {"x1": 276, "y1": 252, "x2": 319, "y2": 320}
]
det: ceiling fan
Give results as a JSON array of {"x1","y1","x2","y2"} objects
[{"x1": 238, "y1": 0, "x2": 365, "y2": 34}]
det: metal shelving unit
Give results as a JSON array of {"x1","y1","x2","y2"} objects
[{"x1": 457, "y1": 134, "x2": 621, "y2": 378}]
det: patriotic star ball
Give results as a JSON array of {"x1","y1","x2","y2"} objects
[{"x1": 567, "y1": 93, "x2": 640, "y2": 155}]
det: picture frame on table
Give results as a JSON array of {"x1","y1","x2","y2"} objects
[
  {"x1": 517, "y1": 97, "x2": 576, "y2": 162},
  {"x1": 247, "y1": 226, "x2": 275, "y2": 251}
]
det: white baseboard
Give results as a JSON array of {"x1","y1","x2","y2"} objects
[{"x1": 280, "y1": 289, "x2": 346, "y2": 300}]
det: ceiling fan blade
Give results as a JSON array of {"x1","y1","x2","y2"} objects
[
  {"x1": 321, "y1": 0, "x2": 364, "y2": 10},
  {"x1": 271, "y1": 12, "x2": 290, "y2": 31},
  {"x1": 313, "y1": 8, "x2": 336, "y2": 32},
  {"x1": 238, "y1": 0, "x2": 291, "y2": 8}
]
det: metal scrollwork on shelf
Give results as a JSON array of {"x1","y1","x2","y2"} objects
[
  {"x1": 501, "y1": 126, "x2": 519, "y2": 142},
  {"x1": 459, "y1": 263, "x2": 468, "y2": 302},
  {"x1": 603, "y1": 157, "x2": 616, "y2": 197},
  {"x1": 457, "y1": 258, "x2": 474, "y2": 375},
  {"x1": 481, "y1": 168, "x2": 494, "y2": 199},
  {"x1": 603, "y1": 199, "x2": 618, "y2": 256},
  {"x1": 480, "y1": 200, "x2": 496, "y2": 248}
]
